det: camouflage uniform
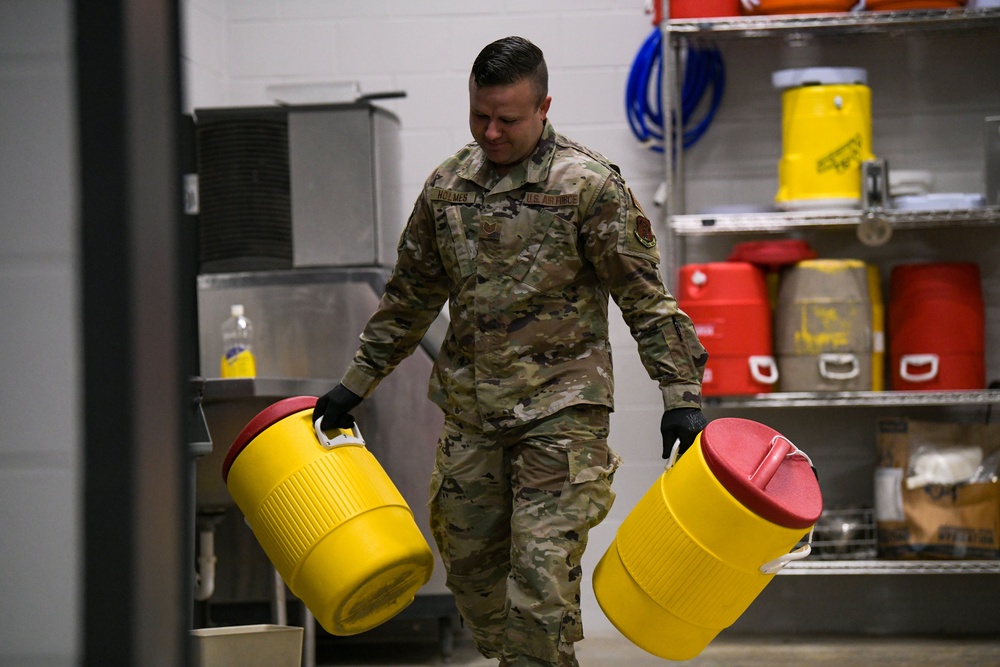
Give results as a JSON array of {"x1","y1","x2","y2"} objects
[
  {"x1": 340, "y1": 121, "x2": 706, "y2": 665},
  {"x1": 429, "y1": 405, "x2": 617, "y2": 666}
]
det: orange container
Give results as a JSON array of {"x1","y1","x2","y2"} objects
[
  {"x1": 866, "y1": 0, "x2": 965, "y2": 10},
  {"x1": 889, "y1": 262, "x2": 985, "y2": 391},
  {"x1": 670, "y1": 0, "x2": 741, "y2": 18},
  {"x1": 679, "y1": 262, "x2": 778, "y2": 396},
  {"x1": 742, "y1": 0, "x2": 856, "y2": 14}
]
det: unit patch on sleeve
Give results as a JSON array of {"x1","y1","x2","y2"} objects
[{"x1": 635, "y1": 216, "x2": 657, "y2": 248}]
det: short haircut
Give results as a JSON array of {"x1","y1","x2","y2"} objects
[{"x1": 470, "y1": 36, "x2": 548, "y2": 106}]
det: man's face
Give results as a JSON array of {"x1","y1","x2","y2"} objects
[{"x1": 469, "y1": 77, "x2": 551, "y2": 174}]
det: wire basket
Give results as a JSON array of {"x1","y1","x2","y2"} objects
[{"x1": 801, "y1": 507, "x2": 878, "y2": 560}]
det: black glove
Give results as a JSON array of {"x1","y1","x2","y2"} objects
[
  {"x1": 661, "y1": 408, "x2": 709, "y2": 460},
  {"x1": 313, "y1": 384, "x2": 363, "y2": 432}
]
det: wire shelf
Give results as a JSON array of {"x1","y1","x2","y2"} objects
[
  {"x1": 800, "y1": 507, "x2": 878, "y2": 561},
  {"x1": 665, "y1": 8, "x2": 1000, "y2": 39}
]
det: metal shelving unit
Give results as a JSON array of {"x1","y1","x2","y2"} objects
[
  {"x1": 671, "y1": 206, "x2": 1000, "y2": 236},
  {"x1": 666, "y1": 7, "x2": 1000, "y2": 38},
  {"x1": 705, "y1": 389, "x2": 1000, "y2": 409},
  {"x1": 781, "y1": 559, "x2": 1000, "y2": 575},
  {"x1": 708, "y1": 386, "x2": 1000, "y2": 574},
  {"x1": 661, "y1": 7, "x2": 1000, "y2": 227},
  {"x1": 661, "y1": 7, "x2": 1000, "y2": 580}
]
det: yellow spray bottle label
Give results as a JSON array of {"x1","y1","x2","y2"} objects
[{"x1": 221, "y1": 346, "x2": 257, "y2": 378}]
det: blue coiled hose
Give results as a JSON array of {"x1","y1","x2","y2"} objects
[{"x1": 626, "y1": 28, "x2": 725, "y2": 152}]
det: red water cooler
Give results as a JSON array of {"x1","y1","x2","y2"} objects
[
  {"x1": 889, "y1": 262, "x2": 985, "y2": 391},
  {"x1": 679, "y1": 262, "x2": 778, "y2": 396}
]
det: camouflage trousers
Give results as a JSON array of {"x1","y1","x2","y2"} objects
[{"x1": 428, "y1": 405, "x2": 620, "y2": 667}]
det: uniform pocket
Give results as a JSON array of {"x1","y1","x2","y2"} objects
[
  {"x1": 560, "y1": 607, "x2": 584, "y2": 644},
  {"x1": 663, "y1": 313, "x2": 708, "y2": 381},
  {"x1": 567, "y1": 438, "x2": 621, "y2": 484},
  {"x1": 565, "y1": 439, "x2": 620, "y2": 530},
  {"x1": 506, "y1": 209, "x2": 582, "y2": 292},
  {"x1": 427, "y1": 468, "x2": 445, "y2": 508}
]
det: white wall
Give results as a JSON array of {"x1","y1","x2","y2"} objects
[
  {"x1": 0, "y1": 1, "x2": 80, "y2": 665},
  {"x1": 181, "y1": 0, "x2": 673, "y2": 636}
]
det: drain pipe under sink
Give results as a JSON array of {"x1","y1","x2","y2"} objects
[{"x1": 194, "y1": 513, "x2": 224, "y2": 601}]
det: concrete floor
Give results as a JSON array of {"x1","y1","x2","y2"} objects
[{"x1": 316, "y1": 627, "x2": 1000, "y2": 667}]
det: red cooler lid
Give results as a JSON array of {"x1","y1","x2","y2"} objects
[
  {"x1": 700, "y1": 418, "x2": 822, "y2": 529},
  {"x1": 221, "y1": 395, "x2": 318, "y2": 483},
  {"x1": 727, "y1": 240, "x2": 817, "y2": 269}
]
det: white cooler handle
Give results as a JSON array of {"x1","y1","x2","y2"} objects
[
  {"x1": 749, "y1": 355, "x2": 779, "y2": 385},
  {"x1": 760, "y1": 542, "x2": 812, "y2": 575},
  {"x1": 314, "y1": 419, "x2": 366, "y2": 449},
  {"x1": 665, "y1": 438, "x2": 681, "y2": 472},
  {"x1": 899, "y1": 354, "x2": 939, "y2": 383},
  {"x1": 818, "y1": 353, "x2": 860, "y2": 380}
]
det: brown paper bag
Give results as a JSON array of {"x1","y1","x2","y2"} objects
[{"x1": 875, "y1": 418, "x2": 1000, "y2": 559}]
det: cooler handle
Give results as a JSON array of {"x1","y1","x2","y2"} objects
[
  {"x1": 749, "y1": 434, "x2": 792, "y2": 489},
  {"x1": 752, "y1": 437, "x2": 817, "y2": 574},
  {"x1": 313, "y1": 419, "x2": 366, "y2": 449},
  {"x1": 818, "y1": 353, "x2": 860, "y2": 380},
  {"x1": 759, "y1": 532, "x2": 814, "y2": 575},
  {"x1": 899, "y1": 354, "x2": 939, "y2": 383},
  {"x1": 749, "y1": 355, "x2": 779, "y2": 385},
  {"x1": 665, "y1": 438, "x2": 681, "y2": 472},
  {"x1": 749, "y1": 434, "x2": 815, "y2": 490}
]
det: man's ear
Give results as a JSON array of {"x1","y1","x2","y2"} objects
[{"x1": 539, "y1": 95, "x2": 552, "y2": 121}]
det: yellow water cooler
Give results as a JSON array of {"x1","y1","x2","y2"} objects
[
  {"x1": 773, "y1": 67, "x2": 874, "y2": 210},
  {"x1": 222, "y1": 396, "x2": 434, "y2": 636},
  {"x1": 593, "y1": 418, "x2": 822, "y2": 660}
]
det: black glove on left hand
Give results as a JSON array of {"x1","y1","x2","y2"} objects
[{"x1": 660, "y1": 408, "x2": 709, "y2": 460}]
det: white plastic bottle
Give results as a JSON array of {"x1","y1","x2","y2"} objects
[{"x1": 220, "y1": 304, "x2": 257, "y2": 378}]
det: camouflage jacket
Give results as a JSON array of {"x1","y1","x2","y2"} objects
[{"x1": 342, "y1": 121, "x2": 706, "y2": 431}]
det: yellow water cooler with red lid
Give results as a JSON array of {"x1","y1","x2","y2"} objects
[
  {"x1": 222, "y1": 396, "x2": 434, "y2": 636},
  {"x1": 593, "y1": 418, "x2": 822, "y2": 660}
]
